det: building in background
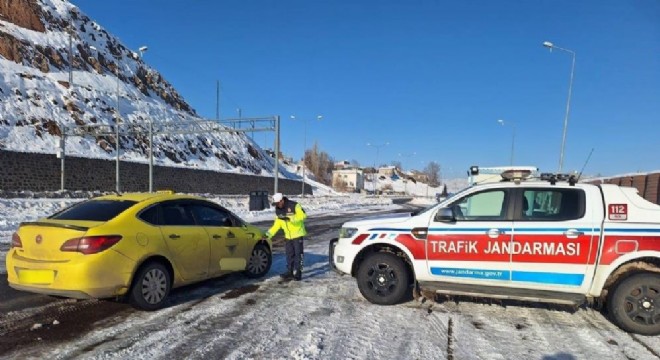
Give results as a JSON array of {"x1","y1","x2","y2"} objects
[{"x1": 332, "y1": 168, "x2": 364, "y2": 192}]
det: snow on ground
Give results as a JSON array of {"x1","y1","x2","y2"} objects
[
  {"x1": 2, "y1": 188, "x2": 660, "y2": 359},
  {"x1": 4, "y1": 225, "x2": 659, "y2": 360}
]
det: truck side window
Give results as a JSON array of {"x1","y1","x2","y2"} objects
[
  {"x1": 522, "y1": 189, "x2": 585, "y2": 221},
  {"x1": 451, "y1": 190, "x2": 507, "y2": 221}
]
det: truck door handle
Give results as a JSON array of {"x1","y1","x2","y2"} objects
[
  {"x1": 212, "y1": 234, "x2": 222, "y2": 239},
  {"x1": 563, "y1": 229, "x2": 584, "y2": 238},
  {"x1": 487, "y1": 229, "x2": 502, "y2": 238},
  {"x1": 169, "y1": 234, "x2": 181, "y2": 239}
]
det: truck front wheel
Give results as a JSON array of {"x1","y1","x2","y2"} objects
[
  {"x1": 357, "y1": 252, "x2": 410, "y2": 305},
  {"x1": 608, "y1": 272, "x2": 660, "y2": 335}
]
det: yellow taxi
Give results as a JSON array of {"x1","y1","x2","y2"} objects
[{"x1": 5, "y1": 192, "x2": 272, "y2": 310}]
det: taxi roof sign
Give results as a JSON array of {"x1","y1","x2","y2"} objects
[{"x1": 156, "y1": 190, "x2": 175, "y2": 195}]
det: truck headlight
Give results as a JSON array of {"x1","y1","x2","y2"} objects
[{"x1": 339, "y1": 227, "x2": 358, "y2": 239}]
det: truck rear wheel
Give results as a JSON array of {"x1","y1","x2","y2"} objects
[
  {"x1": 608, "y1": 272, "x2": 660, "y2": 335},
  {"x1": 357, "y1": 252, "x2": 410, "y2": 305}
]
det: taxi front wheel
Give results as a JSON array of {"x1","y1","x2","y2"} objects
[
  {"x1": 608, "y1": 272, "x2": 660, "y2": 336},
  {"x1": 357, "y1": 252, "x2": 410, "y2": 305},
  {"x1": 129, "y1": 262, "x2": 172, "y2": 311},
  {"x1": 245, "y1": 244, "x2": 272, "y2": 278}
]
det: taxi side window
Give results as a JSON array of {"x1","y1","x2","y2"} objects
[
  {"x1": 451, "y1": 190, "x2": 507, "y2": 221},
  {"x1": 138, "y1": 205, "x2": 161, "y2": 225},
  {"x1": 188, "y1": 204, "x2": 234, "y2": 227},
  {"x1": 521, "y1": 189, "x2": 585, "y2": 221},
  {"x1": 161, "y1": 204, "x2": 195, "y2": 226}
]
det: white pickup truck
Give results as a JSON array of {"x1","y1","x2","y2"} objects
[{"x1": 330, "y1": 171, "x2": 660, "y2": 335}]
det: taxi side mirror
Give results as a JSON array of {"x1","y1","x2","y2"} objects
[{"x1": 434, "y1": 207, "x2": 455, "y2": 222}]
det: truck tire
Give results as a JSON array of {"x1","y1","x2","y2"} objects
[
  {"x1": 357, "y1": 252, "x2": 410, "y2": 305},
  {"x1": 129, "y1": 261, "x2": 171, "y2": 311},
  {"x1": 608, "y1": 272, "x2": 660, "y2": 335}
]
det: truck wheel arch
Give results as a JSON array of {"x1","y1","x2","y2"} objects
[
  {"x1": 351, "y1": 243, "x2": 416, "y2": 285},
  {"x1": 600, "y1": 257, "x2": 660, "y2": 301}
]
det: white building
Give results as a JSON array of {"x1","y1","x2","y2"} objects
[{"x1": 332, "y1": 168, "x2": 365, "y2": 192}]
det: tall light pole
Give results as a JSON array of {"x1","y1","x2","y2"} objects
[
  {"x1": 114, "y1": 49, "x2": 121, "y2": 193},
  {"x1": 497, "y1": 119, "x2": 515, "y2": 165},
  {"x1": 367, "y1": 142, "x2": 388, "y2": 195},
  {"x1": 543, "y1": 40, "x2": 576, "y2": 173},
  {"x1": 136, "y1": 46, "x2": 153, "y2": 192},
  {"x1": 291, "y1": 115, "x2": 323, "y2": 196}
]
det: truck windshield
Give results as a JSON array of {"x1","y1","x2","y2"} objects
[{"x1": 415, "y1": 185, "x2": 474, "y2": 216}]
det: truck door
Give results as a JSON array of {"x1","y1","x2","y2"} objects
[
  {"x1": 510, "y1": 186, "x2": 598, "y2": 293},
  {"x1": 426, "y1": 188, "x2": 514, "y2": 286}
]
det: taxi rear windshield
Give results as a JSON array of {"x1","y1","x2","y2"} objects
[{"x1": 49, "y1": 200, "x2": 138, "y2": 221}]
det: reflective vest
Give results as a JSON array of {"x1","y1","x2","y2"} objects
[{"x1": 266, "y1": 199, "x2": 307, "y2": 240}]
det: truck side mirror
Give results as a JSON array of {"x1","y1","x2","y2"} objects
[{"x1": 434, "y1": 207, "x2": 455, "y2": 222}]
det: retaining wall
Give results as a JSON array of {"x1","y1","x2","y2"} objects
[{"x1": 0, "y1": 150, "x2": 308, "y2": 196}]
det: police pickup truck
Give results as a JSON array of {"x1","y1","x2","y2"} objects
[{"x1": 330, "y1": 169, "x2": 660, "y2": 335}]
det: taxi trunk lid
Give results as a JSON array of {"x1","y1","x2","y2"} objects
[{"x1": 16, "y1": 220, "x2": 103, "y2": 261}]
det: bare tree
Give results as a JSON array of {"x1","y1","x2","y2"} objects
[
  {"x1": 424, "y1": 161, "x2": 441, "y2": 186},
  {"x1": 333, "y1": 176, "x2": 349, "y2": 192},
  {"x1": 304, "y1": 142, "x2": 335, "y2": 185}
]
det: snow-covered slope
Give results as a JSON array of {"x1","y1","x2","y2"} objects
[{"x1": 0, "y1": 0, "x2": 291, "y2": 177}]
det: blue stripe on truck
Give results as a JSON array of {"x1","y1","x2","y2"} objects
[{"x1": 430, "y1": 267, "x2": 584, "y2": 286}]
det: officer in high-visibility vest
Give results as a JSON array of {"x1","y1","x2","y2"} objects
[{"x1": 264, "y1": 193, "x2": 307, "y2": 281}]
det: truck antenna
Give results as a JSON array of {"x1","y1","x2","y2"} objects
[{"x1": 577, "y1": 148, "x2": 595, "y2": 182}]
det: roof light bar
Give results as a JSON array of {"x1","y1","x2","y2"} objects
[{"x1": 501, "y1": 169, "x2": 532, "y2": 182}]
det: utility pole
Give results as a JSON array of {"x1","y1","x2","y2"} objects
[
  {"x1": 115, "y1": 51, "x2": 121, "y2": 193},
  {"x1": 274, "y1": 116, "x2": 280, "y2": 195}
]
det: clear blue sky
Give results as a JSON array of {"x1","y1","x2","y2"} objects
[{"x1": 73, "y1": 0, "x2": 659, "y2": 178}]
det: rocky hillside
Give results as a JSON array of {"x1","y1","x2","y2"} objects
[{"x1": 0, "y1": 0, "x2": 286, "y2": 176}]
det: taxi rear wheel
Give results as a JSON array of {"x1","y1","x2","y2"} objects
[
  {"x1": 129, "y1": 262, "x2": 171, "y2": 311},
  {"x1": 357, "y1": 252, "x2": 410, "y2": 305},
  {"x1": 245, "y1": 244, "x2": 272, "y2": 278},
  {"x1": 608, "y1": 272, "x2": 660, "y2": 336}
]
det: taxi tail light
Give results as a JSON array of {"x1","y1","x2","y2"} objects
[
  {"x1": 11, "y1": 232, "x2": 22, "y2": 248},
  {"x1": 60, "y1": 235, "x2": 122, "y2": 255}
]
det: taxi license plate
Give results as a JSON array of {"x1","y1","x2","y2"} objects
[{"x1": 18, "y1": 269, "x2": 55, "y2": 284}]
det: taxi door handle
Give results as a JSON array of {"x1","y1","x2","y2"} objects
[
  {"x1": 168, "y1": 234, "x2": 181, "y2": 239},
  {"x1": 212, "y1": 234, "x2": 222, "y2": 239},
  {"x1": 563, "y1": 229, "x2": 584, "y2": 238},
  {"x1": 487, "y1": 229, "x2": 502, "y2": 238}
]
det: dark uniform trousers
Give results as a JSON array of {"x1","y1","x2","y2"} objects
[{"x1": 286, "y1": 237, "x2": 304, "y2": 277}]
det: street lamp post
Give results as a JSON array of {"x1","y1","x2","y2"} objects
[
  {"x1": 114, "y1": 50, "x2": 121, "y2": 193},
  {"x1": 291, "y1": 115, "x2": 323, "y2": 197},
  {"x1": 497, "y1": 119, "x2": 515, "y2": 165},
  {"x1": 543, "y1": 40, "x2": 576, "y2": 173},
  {"x1": 136, "y1": 46, "x2": 153, "y2": 192},
  {"x1": 367, "y1": 142, "x2": 389, "y2": 195}
]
